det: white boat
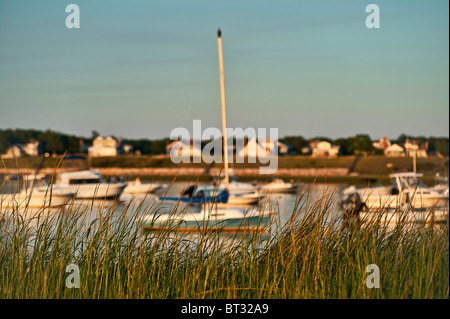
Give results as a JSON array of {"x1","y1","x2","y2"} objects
[
  {"x1": 220, "y1": 177, "x2": 263, "y2": 205},
  {"x1": 342, "y1": 172, "x2": 449, "y2": 211},
  {"x1": 123, "y1": 178, "x2": 165, "y2": 194},
  {"x1": 227, "y1": 178, "x2": 259, "y2": 194},
  {"x1": 193, "y1": 185, "x2": 263, "y2": 206},
  {"x1": 260, "y1": 178, "x2": 297, "y2": 194},
  {"x1": 139, "y1": 204, "x2": 275, "y2": 232},
  {"x1": 1, "y1": 174, "x2": 75, "y2": 208},
  {"x1": 53, "y1": 170, "x2": 126, "y2": 199},
  {"x1": 212, "y1": 173, "x2": 260, "y2": 194},
  {"x1": 226, "y1": 192, "x2": 264, "y2": 205},
  {"x1": 359, "y1": 209, "x2": 449, "y2": 225}
]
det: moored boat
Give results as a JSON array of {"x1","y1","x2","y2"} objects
[
  {"x1": 123, "y1": 178, "x2": 165, "y2": 194},
  {"x1": 341, "y1": 172, "x2": 449, "y2": 211},
  {"x1": 52, "y1": 170, "x2": 126, "y2": 199},
  {"x1": 260, "y1": 178, "x2": 297, "y2": 194},
  {"x1": 140, "y1": 205, "x2": 275, "y2": 232},
  {"x1": 1, "y1": 174, "x2": 75, "y2": 208}
]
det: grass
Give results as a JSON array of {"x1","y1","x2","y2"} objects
[{"x1": 0, "y1": 183, "x2": 448, "y2": 299}]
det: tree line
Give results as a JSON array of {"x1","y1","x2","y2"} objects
[
  {"x1": 282, "y1": 134, "x2": 449, "y2": 156},
  {"x1": 0, "y1": 129, "x2": 448, "y2": 157}
]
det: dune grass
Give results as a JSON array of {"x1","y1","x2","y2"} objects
[{"x1": 0, "y1": 187, "x2": 448, "y2": 299}]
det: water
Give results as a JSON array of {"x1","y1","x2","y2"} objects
[
  {"x1": 1, "y1": 181, "x2": 446, "y2": 256},
  {"x1": 0, "y1": 182, "x2": 347, "y2": 254}
]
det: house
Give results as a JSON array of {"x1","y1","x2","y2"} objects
[
  {"x1": 123, "y1": 144, "x2": 133, "y2": 154},
  {"x1": 372, "y1": 135, "x2": 391, "y2": 151},
  {"x1": 311, "y1": 141, "x2": 340, "y2": 158},
  {"x1": 384, "y1": 144, "x2": 405, "y2": 157},
  {"x1": 404, "y1": 139, "x2": 428, "y2": 158},
  {"x1": 88, "y1": 136, "x2": 124, "y2": 157},
  {"x1": 277, "y1": 141, "x2": 295, "y2": 155},
  {"x1": 166, "y1": 140, "x2": 202, "y2": 159},
  {"x1": 236, "y1": 138, "x2": 281, "y2": 159},
  {"x1": 301, "y1": 146, "x2": 311, "y2": 154},
  {"x1": 1, "y1": 141, "x2": 41, "y2": 158},
  {"x1": 2, "y1": 145, "x2": 23, "y2": 158}
]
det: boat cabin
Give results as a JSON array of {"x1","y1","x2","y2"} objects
[
  {"x1": 57, "y1": 170, "x2": 103, "y2": 185},
  {"x1": 390, "y1": 172, "x2": 427, "y2": 193}
]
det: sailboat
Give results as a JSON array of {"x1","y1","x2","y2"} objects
[{"x1": 140, "y1": 29, "x2": 275, "y2": 232}]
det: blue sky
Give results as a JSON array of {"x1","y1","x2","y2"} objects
[{"x1": 0, "y1": 0, "x2": 448, "y2": 140}]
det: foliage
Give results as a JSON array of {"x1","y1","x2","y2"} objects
[
  {"x1": 0, "y1": 189, "x2": 448, "y2": 299},
  {"x1": 1, "y1": 129, "x2": 448, "y2": 157}
]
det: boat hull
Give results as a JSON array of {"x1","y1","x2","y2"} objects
[
  {"x1": 55, "y1": 183, "x2": 126, "y2": 199},
  {"x1": 226, "y1": 194, "x2": 263, "y2": 205},
  {"x1": 123, "y1": 183, "x2": 161, "y2": 194},
  {"x1": 360, "y1": 209, "x2": 449, "y2": 224},
  {"x1": 260, "y1": 185, "x2": 297, "y2": 194},
  {"x1": 0, "y1": 192, "x2": 74, "y2": 208},
  {"x1": 142, "y1": 214, "x2": 272, "y2": 232}
]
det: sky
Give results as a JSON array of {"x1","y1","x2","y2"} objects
[{"x1": 0, "y1": 0, "x2": 448, "y2": 141}]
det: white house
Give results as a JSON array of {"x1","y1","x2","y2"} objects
[
  {"x1": 404, "y1": 139, "x2": 428, "y2": 158},
  {"x1": 372, "y1": 135, "x2": 391, "y2": 151},
  {"x1": 384, "y1": 143, "x2": 405, "y2": 157},
  {"x1": 1, "y1": 141, "x2": 41, "y2": 158},
  {"x1": 2, "y1": 145, "x2": 23, "y2": 158},
  {"x1": 88, "y1": 136, "x2": 124, "y2": 157},
  {"x1": 123, "y1": 144, "x2": 133, "y2": 154},
  {"x1": 236, "y1": 138, "x2": 279, "y2": 159},
  {"x1": 311, "y1": 141, "x2": 340, "y2": 158},
  {"x1": 166, "y1": 140, "x2": 202, "y2": 159}
]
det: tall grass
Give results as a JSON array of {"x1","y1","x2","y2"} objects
[{"x1": 0, "y1": 188, "x2": 448, "y2": 299}]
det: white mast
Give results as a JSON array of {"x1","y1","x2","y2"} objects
[{"x1": 217, "y1": 28, "x2": 229, "y2": 190}]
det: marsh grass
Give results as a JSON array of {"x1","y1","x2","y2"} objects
[{"x1": 0, "y1": 182, "x2": 448, "y2": 299}]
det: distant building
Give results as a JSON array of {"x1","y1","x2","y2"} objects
[
  {"x1": 123, "y1": 144, "x2": 133, "y2": 154},
  {"x1": 237, "y1": 138, "x2": 283, "y2": 159},
  {"x1": 88, "y1": 136, "x2": 124, "y2": 157},
  {"x1": 404, "y1": 139, "x2": 428, "y2": 158},
  {"x1": 372, "y1": 135, "x2": 391, "y2": 151},
  {"x1": 384, "y1": 143, "x2": 405, "y2": 157},
  {"x1": 277, "y1": 141, "x2": 294, "y2": 155},
  {"x1": 1, "y1": 141, "x2": 41, "y2": 158},
  {"x1": 166, "y1": 140, "x2": 202, "y2": 159},
  {"x1": 301, "y1": 146, "x2": 311, "y2": 154},
  {"x1": 2, "y1": 145, "x2": 23, "y2": 159},
  {"x1": 310, "y1": 141, "x2": 340, "y2": 158}
]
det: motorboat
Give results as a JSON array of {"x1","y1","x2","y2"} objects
[
  {"x1": 260, "y1": 178, "x2": 297, "y2": 194},
  {"x1": 52, "y1": 170, "x2": 126, "y2": 199},
  {"x1": 358, "y1": 209, "x2": 449, "y2": 225},
  {"x1": 433, "y1": 174, "x2": 449, "y2": 195},
  {"x1": 1, "y1": 174, "x2": 75, "y2": 208},
  {"x1": 400, "y1": 173, "x2": 449, "y2": 209},
  {"x1": 123, "y1": 178, "x2": 165, "y2": 194},
  {"x1": 341, "y1": 172, "x2": 449, "y2": 211},
  {"x1": 227, "y1": 177, "x2": 260, "y2": 194}
]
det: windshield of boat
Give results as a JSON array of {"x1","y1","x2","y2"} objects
[
  {"x1": 68, "y1": 178, "x2": 101, "y2": 185},
  {"x1": 397, "y1": 176, "x2": 427, "y2": 189},
  {"x1": 23, "y1": 179, "x2": 49, "y2": 191}
]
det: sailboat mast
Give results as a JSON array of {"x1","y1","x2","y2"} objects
[{"x1": 217, "y1": 28, "x2": 230, "y2": 189}]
